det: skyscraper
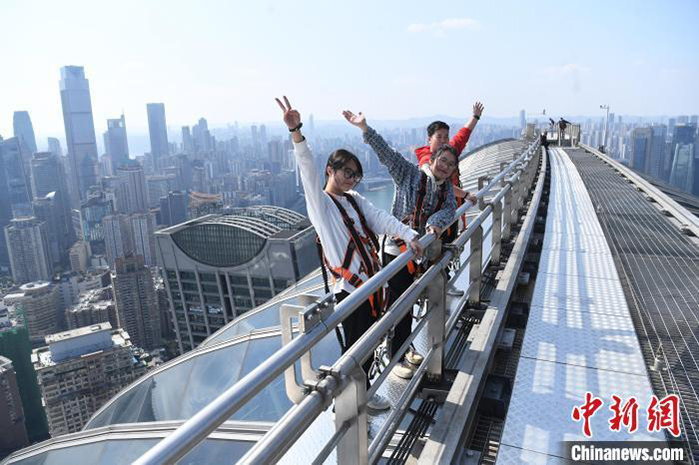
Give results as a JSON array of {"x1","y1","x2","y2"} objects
[
  {"x1": 80, "y1": 191, "x2": 114, "y2": 255},
  {"x1": 159, "y1": 190, "x2": 188, "y2": 226},
  {"x1": 116, "y1": 163, "x2": 148, "y2": 213},
  {"x1": 104, "y1": 114, "x2": 129, "y2": 173},
  {"x1": 31, "y1": 152, "x2": 76, "y2": 260},
  {"x1": 32, "y1": 323, "x2": 146, "y2": 436},
  {"x1": 181, "y1": 126, "x2": 193, "y2": 153},
  {"x1": 102, "y1": 214, "x2": 134, "y2": 267},
  {"x1": 47, "y1": 137, "x2": 62, "y2": 157},
  {"x1": 146, "y1": 103, "x2": 169, "y2": 162},
  {"x1": 648, "y1": 125, "x2": 667, "y2": 179},
  {"x1": 130, "y1": 212, "x2": 156, "y2": 266},
  {"x1": 4, "y1": 217, "x2": 53, "y2": 284},
  {"x1": 630, "y1": 127, "x2": 652, "y2": 174},
  {"x1": 13, "y1": 111, "x2": 37, "y2": 155},
  {"x1": 668, "y1": 124, "x2": 697, "y2": 183},
  {"x1": 0, "y1": 137, "x2": 33, "y2": 217},
  {"x1": 0, "y1": 356, "x2": 29, "y2": 453},
  {"x1": 112, "y1": 255, "x2": 161, "y2": 350},
  {"x1": 59, "y1": 66, "x2": 99, "y2": 205},
  {"x1": 519, "y1": 109, "x2": 526, "y2": 130}
]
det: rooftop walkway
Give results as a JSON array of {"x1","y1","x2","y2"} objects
[{"x1": 497, "y1": 147, "x2": 664, "y2": 463}]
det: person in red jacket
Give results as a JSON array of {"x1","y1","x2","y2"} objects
[
  {"x1": 414, "y1": 102, "x2": 484, "y2": 202},
  {"x1": 415, "y1": 102, "x2": 483, "y2": 296}
]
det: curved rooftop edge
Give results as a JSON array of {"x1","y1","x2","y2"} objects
[
  {"x1": 1, "y1": 138, "x2": 536, "y2": 465},
  {"x1": 158, "y1": 205, "x2": 310, "y2": 268}
]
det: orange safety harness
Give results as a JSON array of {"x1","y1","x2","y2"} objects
[
  {"x1": 316, "y1": 193, "x2": 386, "y2": 318},
  {"x1": 395, "y1": 172, "x2": 448, "y2": 275}
]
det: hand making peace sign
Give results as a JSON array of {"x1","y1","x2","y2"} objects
[{"x1": 275, "y1": 96, "x2": 301, "y2": 129}]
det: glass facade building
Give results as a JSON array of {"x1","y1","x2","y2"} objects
[{"x1": 155, "y1": 206, "x2": 317, "y2": 353}]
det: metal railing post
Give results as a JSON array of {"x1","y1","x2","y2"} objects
[
  {"x1": 502, "y1": 184, "x2": 513, "y2": 242},
  {"x1": 468, "y1": 225, "x2": 483, "y2": 303},
  {"x1": 490, "y1": 198, "x2": 503, "y2": 266},
  {"x1": 425, "y1": 269, "x2": 447, "y2": 381},
  {"x1": 335, "y1": 365, "x2": 368, "y2": 465},
  {"x1": 477, "y1": 176, "x2": 488, "y2": 211}
]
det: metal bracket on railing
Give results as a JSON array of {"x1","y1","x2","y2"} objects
[
  {"x1": 280, "y1": 298, "x2": 333, "y2": 403},
  {"x1": 335, "y1": 364, "x2": 368, "y2": 465}
]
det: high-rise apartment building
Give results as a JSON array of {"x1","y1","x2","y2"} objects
[
  {"x1": 4, "y1": 217, "x2": 53, "y2": 284},
  {"x1": 112, "y1": 255, "x2": 161, "y2": 350},
  {"x1": 146, "y1": 103, "x2": 169, "y2": 162},
  {"x1": 102, "y1": 214, "x2": 133, "y2": 267},
  {"x1": 116, "y1": 164, "x2": 148, "y2": 214},
  {"x1": 80, "y1": 191, "x2": 114, "y2": 255},
  {"x1": 155, "y1": 206, "x2": 316, "y2": 352},
  {"x1": 130, "y1": 212, "x2": 157, "y2": 266},
  {"x1": 13, "y1": 282, "x2": 60, "y2": 343},
  {"x1": 32, "y1": 323, "x2": 146, "y2": 436},
  {"x1": 104, "y1": 114, "x2": 129, "y2": 173},
  {"x1": 0, "y1": 356, "x2": 29, "y2": 454},
  {"x1": 59, "y1": 66, "x2": 99, "y2": 204}
]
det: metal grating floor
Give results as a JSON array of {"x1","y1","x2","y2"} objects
[{"x1": 569, "y1": 148, "x2": 699, "y2": 464}]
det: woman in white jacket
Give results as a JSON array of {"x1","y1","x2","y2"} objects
[{"x1": 276, "y1": 96, "x2": 422, "y2": 412}]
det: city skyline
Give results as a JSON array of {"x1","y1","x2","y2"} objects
[{"x1": 1, "y1": 0, "x2": 698, "y2": 145}]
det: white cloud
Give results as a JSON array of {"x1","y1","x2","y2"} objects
[{"x1": 407, "y1": 17, "x2": 481, "y2": 37}]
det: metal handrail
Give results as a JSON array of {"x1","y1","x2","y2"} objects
[{"x1": 134, "y1": 139, "x2": 540, "y2": 465}]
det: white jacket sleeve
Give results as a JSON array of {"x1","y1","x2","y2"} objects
[
  {"x1": 353, "y1": 192, "x2": 418, "y2": 243},
  {"x1": 293, "y1": 138, "x2": 328, "y2": 225}
]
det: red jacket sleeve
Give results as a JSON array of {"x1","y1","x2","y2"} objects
[
  {"x1": 450, "y1": 127, "x2": 472, "y2": 155},
  {"x1": 415, "y1": 146, "x2": 431, "y2": 167}
]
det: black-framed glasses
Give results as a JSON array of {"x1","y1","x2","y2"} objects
[
  {"x1": 340, "y1": 167, "x2": 362, "y2": 183},
  {"x1": 435, "y1": 155, "x2": 457, "y2": 169}
]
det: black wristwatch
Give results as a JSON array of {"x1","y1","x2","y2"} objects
[
  {"x1": 473, "y1": 115, "x2": 480, "y2": 120},
  {"x1": 289, "y1": 122, "x2": 303, "y2": 132}
]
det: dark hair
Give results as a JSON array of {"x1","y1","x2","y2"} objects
[
  {"x1": 427, "y1": 121, "x2": 450, "y2": 138},
  {"x1": 431, "y1": 144, "x2": 457, "y2": 162},
  {"x1": 325, "y1": 148, "x2": 363, "y2": 180}
]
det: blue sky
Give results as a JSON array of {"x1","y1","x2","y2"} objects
[{"x1": 1, "y1": 0, "x2": 698, "y2": 141}]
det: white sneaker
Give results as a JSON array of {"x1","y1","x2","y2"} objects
[
  {"x1": 405, "y1": 349, "x2": 424, "y2": 366},
  {"x1": 392, "y1": 360, "x2": 416, "y2": 379},
  {"x1": 367, "y1": 393, "x2": 391, "y2": 413},
  {"x1": 447, "y1": 285, "x2": 465, "y2": 297}
]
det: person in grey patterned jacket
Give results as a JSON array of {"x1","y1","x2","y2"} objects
[{"x1": 344, "y1": 109, "x2": 458, "y2": 379}]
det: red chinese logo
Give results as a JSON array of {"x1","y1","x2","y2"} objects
[
  {"x1": 572, "y1": 393, "x2": 682, "y2": 437},
  {"x1": 572, "y1": 392, "x2": 603, "y2": 437},
  {"x1": 647, "y1": 394, "x2": 681, "y2": 437},
  {"x1": 609, "y1": 395, "x2": 639, "y2": 433}
]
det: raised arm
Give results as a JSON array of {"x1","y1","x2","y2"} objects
[
  {"x1": 342, "y1": 110, "x2": 416, "y2": 184},
  {"x1": 276, "y1": 96, "x2": 327, "y2": 223},
  {"x1": 451, "y1": 101, "x2": 484, "y2": 155}
]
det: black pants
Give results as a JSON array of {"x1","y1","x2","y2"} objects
[
  {"x1": 336, "y1": 290, "x2": 376, "y2": 388},
  {"x1": 382, "y1": 252, "x2": 415, "y2": 359}
]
